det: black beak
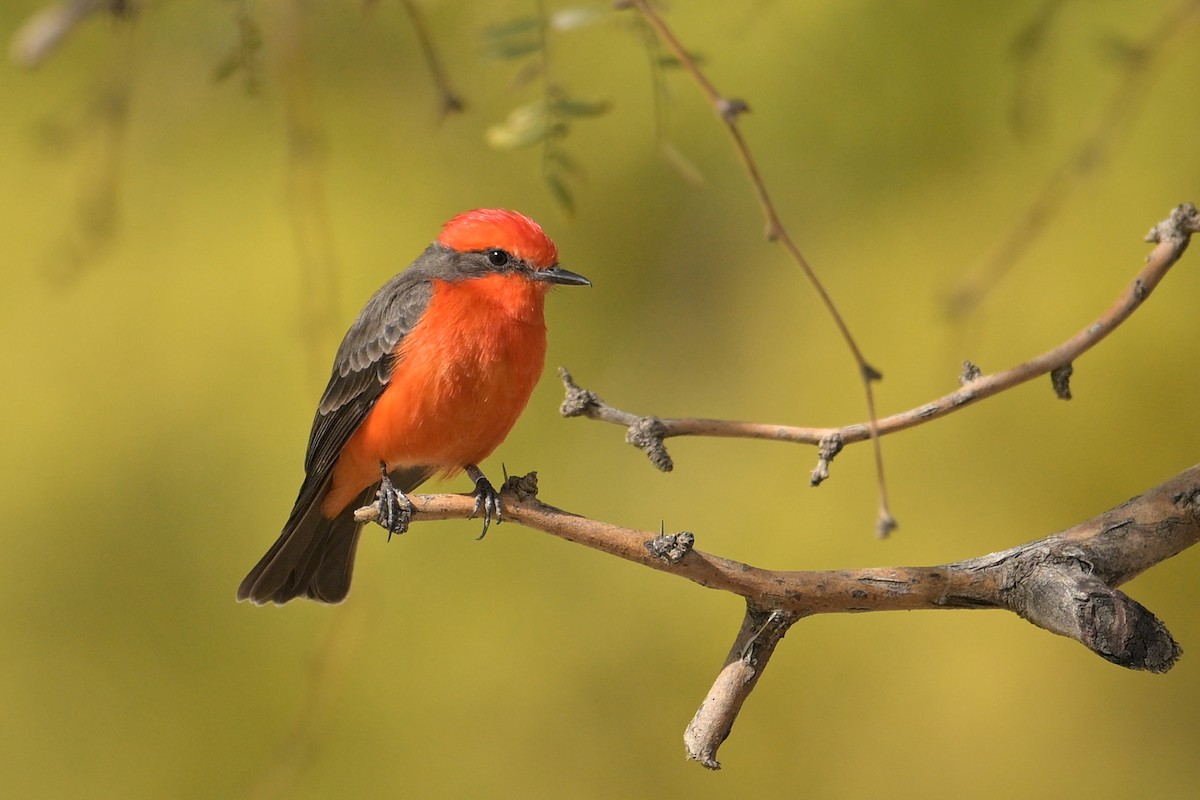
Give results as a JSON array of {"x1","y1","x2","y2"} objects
[{"x1": 533, "y1": 266, "x2": 591, "y2": 286}]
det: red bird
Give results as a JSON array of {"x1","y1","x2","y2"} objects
[{"x1": 238, "y1": 209, "x2": 589, "y2": 605}]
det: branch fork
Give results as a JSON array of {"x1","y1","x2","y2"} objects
[{"x1": 352, "y1": 463, "x2": 1200, "y2": 768}]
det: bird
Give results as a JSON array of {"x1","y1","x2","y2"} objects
[{"x1": 237, "y1": 209, "x2": 590, "y2": 605}]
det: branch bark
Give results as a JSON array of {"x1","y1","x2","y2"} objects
[{"x1": 358, "y1": 464, "x2": 1200, "y2": 767}]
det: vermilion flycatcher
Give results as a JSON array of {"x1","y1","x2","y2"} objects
[{"x1": 237, "y1": 209, "x2": 589, "y2": 605}]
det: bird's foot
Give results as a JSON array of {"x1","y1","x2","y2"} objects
[
  {"x1": 465, "y1": 464, "x2": 501, "y2": 540},
  {"x1": 377, "y1": 462, "x2": 414, "y2": 541}
]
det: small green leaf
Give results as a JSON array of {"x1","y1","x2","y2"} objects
[
  {"x1": 486, "y1": 119, "x2": 549, "y2": 149},
  {"x1": 551, "y1": 97, "x2": 610, "y2": 118},
  {"x1": 212, "y1": 57, "x2": 240, "y2": 84},
  {"x1": 657, "y1": 51, "x2": 706, "y2": 69},
  {"x1": 211, "y1": 7, "x2": 262, "y2": 91},
  {"x1": 485, "y1": 38, "x2": 544, "y2": 61},
  {"x1": 482, "y1": 15, "x2": 545, "y2": 60},
  {"x1": 550, "y1": 7, "x2": 605, "y2": 31},
  {"x1": 483, "y1": 16, "x2": 542, "y2": 40},
  {"x1": 486, "y1": 102, "x2": 552, "y2": 149},
  {"x1": 545, "y1": 172, "x2": 575, "y2": 217},
  {"x1": 545, "y1": 147, "x2": 580, "y2": 175}
]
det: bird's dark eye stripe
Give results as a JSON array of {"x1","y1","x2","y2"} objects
[{"x1": 485, "y1": 249, "x2": 511, "y2": 267}]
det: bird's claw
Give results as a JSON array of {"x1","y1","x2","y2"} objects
[
  {"x1": 377, "y1": 464, "x2": 414, "y2": 541},
  {"x1": 465, "y1": 464, "x2": 501, "y2": 540}
]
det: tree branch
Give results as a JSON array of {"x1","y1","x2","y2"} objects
[
  {"x1": 397, "y1": 0, "x2": 464, "y2": 117},
  {"x1": 683, "y1": 606, "x2": 798, "y2": 769},
  {"x1": 560, "y1": 203, "x2": 1200, "y2": 484},
  {"x1": 617, "y1": 0, "x2": 895, "y2": 536},
  {"x1": 356, "y1": 463, "x2": 1199, "y2": 767}
]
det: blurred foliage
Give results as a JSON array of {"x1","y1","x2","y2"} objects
[
  {"x1": 480, "y1": 4, "x2": 612, "y2": 214},
  {"x1": 210, "y1": 0, "x2": 263, "y2": 93},
  {"x1": 2, "y1": 1, "x2": 1200, "y2": 799}
]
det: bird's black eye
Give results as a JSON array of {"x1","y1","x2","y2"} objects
[{"x1": 486, "y1": 249, "x2": 511, "y2": 267}]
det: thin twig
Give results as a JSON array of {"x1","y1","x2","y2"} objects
[
  {"x1": 276, "y1": 0, "x2": 343, "y2": 377},
  {"x1": 1006, "y1": 0, "x2": 1068, "y2": 140},
  {"x1": 398, "y1": 0, "x2": 464, "y2": 116},
  {"x1": 562, "y1": 204, "x2": 1200, "y2": 483},
  {"x1": 617, "y1": 0, "x2": 894, "y2": 536},
  {"x1": 31, "y1": 34, "x2": 136, "y2": 283}
]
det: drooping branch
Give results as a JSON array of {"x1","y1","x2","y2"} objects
[
  {"x1": 397, "y1": 0, "x2": 465, "y2": 117},
  {"x1": 275, "y1": 0, "x2": 344, "y2": 376},
  {"x1": 616, "y1": 0, "x2": 894, "y2": 536},
  {"x1": 357, "y1": 464, "x2": 1200, "y2": 767},
  {"x1": 560, "y1": 203, "x2": 1200, "y2": 485}
]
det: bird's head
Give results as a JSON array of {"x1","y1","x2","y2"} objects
[{"x1": 435, "y1": 209, "x2": 591, "y2": 288}]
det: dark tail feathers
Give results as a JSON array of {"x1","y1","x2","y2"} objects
[
  {"x1": 237, "y1": 483, "x2": 372, "y2": 605},
  {"x1": 238, "y1": 467, "x2": 431, "y2": 605}
]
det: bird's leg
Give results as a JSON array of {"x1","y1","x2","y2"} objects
[
  {"x1": 465, "y1": 464, "x2": 501, "y2": 540},
  {"x1": 376, "y1": 461, "x2": 414, "y2": 541}
]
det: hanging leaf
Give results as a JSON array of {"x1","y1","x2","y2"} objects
[
  {"x1": 544, "y1": 147, "x2": 580, "y2": 175},
  {"x1": 545, "y1": 171, "x2": 575, "y2": 217},
  {"x1": 211, "y1": 3, "x2": 262, "y2": 93},
  {"x1": 485, "y1": 38, "x2": 544, "y2": 61},
  {"x1": 482, "y1": 15, "x2": 543, "y2": 60},
  {"x1": 486, "y1": 102, "x2": 554, "y2": 149},
  {"x1": 483, "y1": 16, "x2": 542, "y2": 40},
  {"x1": 552, "y1": 96, "x2": 611, "y2": 118},
  {"x1": 550, "y1": 7, "x2": 606, "y2": 31}
]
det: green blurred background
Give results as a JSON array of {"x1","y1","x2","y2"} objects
[{"x1": 2, "y1": 1, "x2": 1199, "y2": 797}]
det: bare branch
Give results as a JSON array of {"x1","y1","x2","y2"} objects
[
  {"x1": 683, "y1": 606, "x2": 798, "y2": 770},
  {"x1": 397, "y1": 0, "x2": 464, "y2": 117},
  {"x1": 561, "y1": 204, "x2": 1200, "y2": 481},
  {"x1": 357, "y1": 465, "x2": 1197, "y2": 627},
  {"x1": 1006, "y1": 0, "x2": 1068, "y2": 140},
  {"x1": 356, "y1": 464, "x2": 1200, "y2": 767},
  {"x1": 618, "y1": 0, "x2": 894, "y2": 534}
]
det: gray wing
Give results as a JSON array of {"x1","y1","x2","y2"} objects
[
  {"x1": 302, "y1": 272, "x2": 434, "y2": 482},
  {"x1": 239, "y1": 247, "x2": 456, "y2": 604}
]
